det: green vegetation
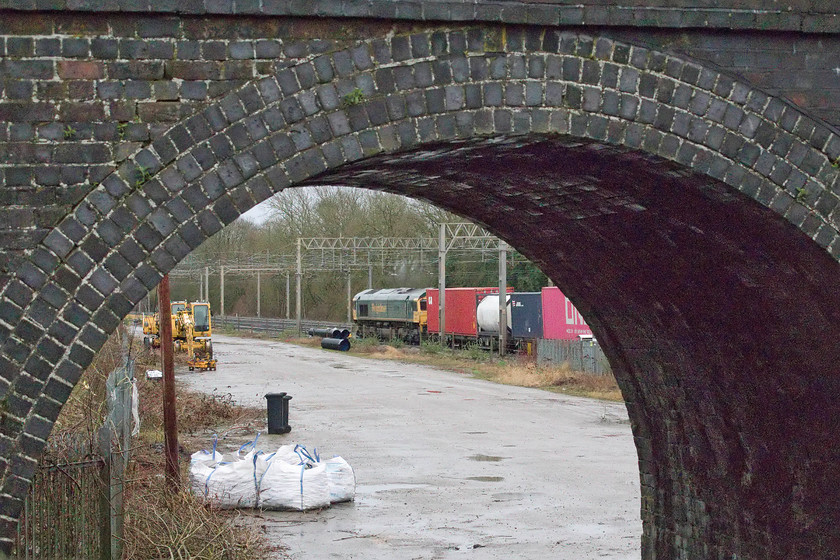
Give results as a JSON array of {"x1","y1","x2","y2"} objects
[
  {"x1": 388, "y1": 336, "x2": 405, "y2": 349},
  {"x1": 135, "y1": 165, "x2": 152, "y2": 187},
  {"x1": 420, "y1": 339, "x2": 448, "y2": 355},
  {"x1": 341, "y1": 87, "x2": 365, "y2": 107}
]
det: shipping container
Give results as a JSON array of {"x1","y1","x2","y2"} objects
[
  {"x1": 427, "y1": 287, "x2": 505, "y2": 336},
  {"x1": 510, "y1": 292, "x2": 543, "y2": 339},
  {"x1": 541, "y1": 287, "x2": 592, "y2": 340}
]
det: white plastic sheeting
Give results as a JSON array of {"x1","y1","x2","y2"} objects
[
  {"x1": 189, "y1": 437, "x2": 355, "y2": 511},
  {"x1": 130, "y1": 378, "x2": 140, "y2": 436}
]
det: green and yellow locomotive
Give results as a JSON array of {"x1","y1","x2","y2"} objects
[{"x1": 352, "y1": 288, "x2": 427, "y2": 343}]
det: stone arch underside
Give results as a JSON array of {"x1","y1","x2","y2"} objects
[{"x1": 1, "y1": 26, "x2": 840, "y2": 558}]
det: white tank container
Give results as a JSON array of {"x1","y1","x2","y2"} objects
[{"x1": 476, "y1": 294, "x2": 511, "y2": 333}]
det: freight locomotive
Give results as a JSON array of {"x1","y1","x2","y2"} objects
[
  {"x1": 352, "y1": 287, "x2": 428, "y2": 344},
  {"x1": 352, "y1": 286, "x2": 591, "y2": 348}
]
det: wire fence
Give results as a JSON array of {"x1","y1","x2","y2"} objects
[
  {"x1": 14, "y1": 341, "x2": 136, "y2": 560},
  {"x1": 214, "y1": 315, "x2": 352, "y2": 336},
  {"x1": 15, "y1": 458, "x2": 107, "y2": 559}
]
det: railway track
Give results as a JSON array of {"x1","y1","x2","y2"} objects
[{"x1": 214, "y1": 315, "x2": 352, "y2": 337}]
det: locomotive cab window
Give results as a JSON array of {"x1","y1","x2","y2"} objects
[
  {"x1": 419, "y1": 300, "x2": 427, "y2": 311},
  {"x1": 359, "y1": 304, "x2": 369, "y2": 317}
]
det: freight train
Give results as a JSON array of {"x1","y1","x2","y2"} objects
[{"x1": 352, "y1": 286, "x2": 591, "y2": 348}]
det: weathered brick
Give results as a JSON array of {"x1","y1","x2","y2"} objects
[{"x1": 56, "y1": 60, "x2": 104, "y2": 80}]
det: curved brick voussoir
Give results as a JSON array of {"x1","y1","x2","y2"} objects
[{"x1": 2, "y1": 26, "x2": 840, "y2": 558}]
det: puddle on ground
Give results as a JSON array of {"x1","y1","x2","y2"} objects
[
  {"x1": 468, "y1": 454, "x2": 505, "y2": 462},
  {"x1": 356, "y1": 483, "x2": 430, "y2": 493},
  {"x1": 491, "y1": 492, "x2": 525, "y2": 501},
  {"x1": 599, "y1": 413, "x2": 631, "y2": 425},
  {"x1": 467, "y1": 476, "x2": 504, "y2": 482},
  {"x1": 331, "y1": 363, "x2": 348, "y2": 369}
]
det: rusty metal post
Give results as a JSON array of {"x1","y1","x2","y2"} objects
[
  {"x1": 97, "y1": 428, "x2": 112, "y2": 560},
  {"x1": 158, "y1": 275, "x2": 180, "y2": 488}
]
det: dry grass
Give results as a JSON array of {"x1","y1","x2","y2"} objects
[
  {"x1": 269, "y1": 331, "x2": 623, "y2": 401},
  {"x1": 50, "y1": 327, "x2": 130, "y2": 455},
  {"x1": 121, "y1": 477, "x2": 275, "y2": 560},
  {"x1": 126, "y1": 344, "x2": 279, "y2": 560},
  {"x1": 135, "y1": 372, "x2": 262, "y2": 438},
  {"x1": 468, "y1": 360, "x2": 623, "y2": 401}
]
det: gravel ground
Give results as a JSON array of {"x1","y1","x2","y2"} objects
[{"x1": 180, "y1": 334, "x2": 642, "y2": 560}]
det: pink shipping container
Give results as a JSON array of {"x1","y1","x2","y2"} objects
[
  {"x1": 541, "y1": 287, "x2": 592, "y2": 340},
  {"x1": 427, "y1": 287, "x2": 504, "y2": 336}
]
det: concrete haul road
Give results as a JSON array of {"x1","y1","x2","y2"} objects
[{"x1": 179, "y1": 334, "x2": 641, "y2": 560}]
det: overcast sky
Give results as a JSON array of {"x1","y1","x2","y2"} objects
[{"x1": 241, "y1": 198, "x2": 275, "y2": 224}]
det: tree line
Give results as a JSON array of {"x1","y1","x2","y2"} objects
[{"x1": 166, "y1": 187, "x2": 548, "y2": 321}]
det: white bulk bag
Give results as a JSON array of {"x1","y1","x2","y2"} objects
[
  {"x1": 259, "y1": 460, "x2": 330, "y2": 511},
  {"x1": 189, "y1": 447, "x2": 221, "y2": 497},
  {"x1": 270, "y1": 444, "x2": 304, "y2": 465},
  {"x1": 325, "y1": 456, "x2": 355, "y2": 503},
  {"x1": 203, "y1": 451, "x2": 259, "y2": 509}
]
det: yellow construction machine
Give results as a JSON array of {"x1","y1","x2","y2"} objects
[
  {"x1": 175, "y1": 306, "x2": 217, "y2": 371},
  {"x1": 142, "y1": 301, "x2": 187, "y2": 348},
  {"x1": 142, "y1": 301, "x2": 216, "y2": 370}
]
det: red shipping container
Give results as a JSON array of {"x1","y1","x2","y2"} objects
[
  {"x1": 427, "y1": 287, "x2": 505, "y2": 336},
  {"x1": 427, "y1": 288, "x2": 440, "y2": 332},
  {"x1": 541, "y1": 287, "x2": 592, "y2": 340}
]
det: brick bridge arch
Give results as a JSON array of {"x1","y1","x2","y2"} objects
[{"x1": 2, "y1": 26, "x2": 840, "y2": 558}]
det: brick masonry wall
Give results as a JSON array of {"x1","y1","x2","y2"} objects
[
  {"x1": 1, "y1": 0, "x2": 839, "y2": 33},
  {"x1": 1, "y1": 11, "x2": 840, "y2": 560},
  {"x1": 3, "y1": 13, "x2": 840, "y2": 286},
  {"x1": 0, "y1": 13, "x2": 416, "y2": 291},
  {"x1": 611, "y1": 27, "x2": 840, "y2": 126}
]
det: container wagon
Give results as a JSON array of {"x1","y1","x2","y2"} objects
[{"x1": 427, "y1": 287, "x2": 514, "y2": 346}]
